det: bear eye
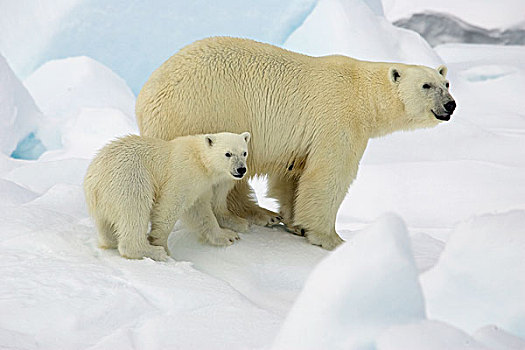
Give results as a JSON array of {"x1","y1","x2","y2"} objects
[
  {"x1": 422, "y1": 84, "x2": 431, "y2": 89},
  {"x1": 225, "y1": 152, "x2": 231, "y2": 158},
  {"x1": 445, "y1": 82, "x2": 450, "y2": 88},
  {"x1": 243, "y1": 152, "x2": 247, "y2": 157}
]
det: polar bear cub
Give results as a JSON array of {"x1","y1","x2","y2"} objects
[{"x1": 84, "y1": 131, "x2": 251, "y2": 261}]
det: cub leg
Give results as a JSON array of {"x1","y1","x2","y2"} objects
[
  {"x1": 182, "y1": 192, "x2": 239, "y2": 246},
  {"x1": 212, "y1": 181, "x2": 250, "y2": 233},
  {"x1": 148, "y1": 192, "x2": 183, "y2": 254},
  {"x1": 115, "y1": 211, "x2": 168, "y2": 261},
  {"x1": 94, "y1": 215, "x2": 118, "y2": 249}
]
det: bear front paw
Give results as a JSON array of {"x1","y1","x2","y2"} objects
[{"x1": 204, "y1": 228, "x2": 240, "y2": 247}]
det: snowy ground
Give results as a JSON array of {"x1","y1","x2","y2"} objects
[{"x1": 1, "y1": 1, "x2": 525, "y2": 349}]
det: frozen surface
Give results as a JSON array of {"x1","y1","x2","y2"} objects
[
  {"x1": 0, "y1": 0, "x2": 317, "y2": 94},
  {"x1": 0, "y1": 54, "x2": 44, "y2": 158},
  {"x1": 1, "y1": 1, "x2": 525, "y2": 349},
  {"x1": 284, "y1": 0, "x2": 441, "y2": 67},
  {"x1": 377, "y1": 320, "x2": 490, "y2": 350},
  {"x1": 421, "y1": 211, "x2": 525, "y2": 338},
  {"x1": 273, "y1": 215, "x2": 425, "y2": 350}
]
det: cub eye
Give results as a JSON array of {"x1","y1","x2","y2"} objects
[
  {"x1": 422, "y1": 84, "x2": 431, "y2": 89},
  {"x1": 243, "y1": 152, "x2": 247, "y2": 157},
  {"x1": 225, "y1": 152, "x2": 231, "y2": 158},
  {"x1": 445, "y1": 82, "x2": 450, "y2": 88}
]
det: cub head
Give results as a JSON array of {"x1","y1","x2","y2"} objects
[
  {"x1": 389, "y1": 64, "x2": 456, "y2": 127},
  {"x1": 204, "y1": 131, "x2": 250, "y2": 180}
]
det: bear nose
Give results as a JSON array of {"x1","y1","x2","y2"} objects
[
  {"x1": 237, "y1": 167, "x2": 246, "y2": 175},
  {"x1": 444, "y1": 100, "x2": 456, "y2": 114}
]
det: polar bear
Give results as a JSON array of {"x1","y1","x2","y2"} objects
[
  {"x1": 84, "y1": 131, "x2": 251, "y2": 261},
  {"x1": 136, "y1": 37, "x2": 456, "y2": 250}
]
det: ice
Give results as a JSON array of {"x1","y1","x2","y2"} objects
[
  {"x1": 24, "y1": 56, "x2": 136, "y2": 122},
  {"x1": 273, "y1": 215, "x2": 425, "y2": 350},
  {"x1": 2, "y1": 1, "x2": 525, "y2": 348},
  {"x1": 0, "y1": 0, "x2": 318, "y2": 94},
  {"x1": 0, "y1": 54, "x2": 45, "y2": 159},
  {"x1": 284, "y1": 0, "x2": 441, "y2": 67},
  {"x1": 421, "y1": 211, "x2": 525, "y2": 338},
  {"x1": 23, "y1": 56, "x2": 138, "y2": 157}
]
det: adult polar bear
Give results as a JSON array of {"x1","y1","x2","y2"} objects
[{"x1": 136, "y1": 37, "x2": 456, "y2": 250}]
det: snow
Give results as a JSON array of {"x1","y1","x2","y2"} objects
[
  {"x1": 284, "y1": 0, "x2": 441, "y2": 67},
  {"x1": 1, "y1": 1, "x2": 525, "y2": 349},
  {"x1": 377, "y1": 320, "x2": 491, "y2": 350},
  {"x1": 421, "y1": 211, "x2": 525, "y2": 338},
  {"x1": 0, "y1": 54, "x2": 44, "y2": 159},
  {"x1": 0, "y1": 0, "x2": 318, "y2": 94},
  {"x1": 272, "y1": 214, "x2": 425, "y2": 350}
]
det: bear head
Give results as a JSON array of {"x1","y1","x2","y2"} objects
[
  {"x1": 389, "y1": 64, "x2": 456, "y2": 128},
  {"x1": 204, "y1": 131, "x2": 251, "y2": 180}
]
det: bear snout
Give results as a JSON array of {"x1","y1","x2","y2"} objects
[
  {"x1": 237, "y1": 167, "x2": 246, "y2": 175},
  {"x1": 444, "y1": 100, "x2": 456, "y2": 114}
]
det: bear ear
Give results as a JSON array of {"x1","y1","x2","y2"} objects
[
  {"x1": 241, "y1": 131, "x2": 251, "y2": 144},
  {"x1": 389, "y1": 67, "x2": 401, "y2": 83},
  {"x1": 437, "y1": 65, "x2": 448, "y2": 78},
  {"x1": 204, "y1": 135, "x2": 215, "y2": 147}
]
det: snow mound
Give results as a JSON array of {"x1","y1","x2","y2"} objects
[
  {"x1": 421, "y1": 211, "x2": 525, "y2": 338},
  {"x1": 3, "y1": 0, "x2": 317, "y2": 94},
  {"x1": 284, "y1": 0, "x2": 441, "y2": 67},
  {"x1": 377, "y1": 320, "x2": 490, "y2": 350},
  {"x1": 273, "y1": 214, "x2": 425, "y2": 350},
  {"x1": 24, "y1": 56, "x2": 136, "y2": 122},
  {"x1": 18, "y1": 56, "x2": 138, "y2": 160},
  {"x1": 39, "y1": 107, "x2": 137, "y2": 161},
  {"x1": 0, "y1": 54, "x2": 44, "y2": 159},
  {"x1": 3, "y1": 158, "x2": 89, "y2": 194}
]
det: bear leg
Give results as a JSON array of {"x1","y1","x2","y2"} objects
[
  {"x1": 182, "y1": 193, "x2": 239, "y2": 246},
  {"x1": 227, "y1": 181, "x2": 282, "y2": 227},
  {"x1": 292, "y1": 157, "x2": 354, "y2": 250},
  {"x1": 148, "y1": 193, "x2": 182, "y2": 253},
  {"x1": 95, "y1": 216, "x2": 118, "y2": 249},
  {"x1": 212, "y1": 181, "x2": 250, "y2": 233},
  {"x1": 267, "y1": 175, "x2": 297, "y2": 228},
  {"x1": 116, "y1": 218, "x2": 168, "y2": 261}
]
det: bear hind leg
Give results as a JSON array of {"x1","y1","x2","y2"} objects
[
  {"x1": 95, "y1": 216, "x2": 118, "y2": 249},
  {"x1": 267, "y1": 175, "x2": 297, "y2": 228},
  {"x1": 116, "y1": 216, "x2": 168, "y2": 261},
  {"x1": 227, "y1": 180, "x2": 282, "y2": 227}
]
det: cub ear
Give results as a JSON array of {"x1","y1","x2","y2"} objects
[
  {"x1": 241, "y1": 131, "x2": 251, "y2": 144},
  {"x1": 204, "y1": 135, "x2": 215, "y2": 147},
  {"x1": 389, "y1": 67, "x2": 401, "y2": 83},
  {"x1": 437, "y1": 65, "x2": 448, "y2": 78}
]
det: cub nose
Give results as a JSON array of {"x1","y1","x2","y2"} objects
[
  {"x1": 444, "y1": 100, "x2": 456, "y2": 114},
  {"x1": 237, "y1": 167, "x2": 246, "y2": 175}
]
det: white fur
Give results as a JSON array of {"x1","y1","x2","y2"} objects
[
  {"x1": 136, "y1": 37, "x2": 455, "y2": 250},
  {"x1": 83, "y1": 132, "x2": 250, "y2": 260}
]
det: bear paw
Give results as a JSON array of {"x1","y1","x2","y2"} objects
[
  {"x1": 120, "y1": 244, "x2": 169, "y2": 262},
  {"x1": 204, "y1": 228, "x2": 240, "y2": 247},
  {"x1": 307, "y1": 232, "x2": 344, "y2": 250},
  {"x1": 216, "y1": 213, "x2": 250, "y2": 233},
  {"x1": 247, "y1": 208, "x2": 282, "y2": 227}
]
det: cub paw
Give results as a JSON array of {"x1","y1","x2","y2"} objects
[{"x1": 204, "y1": 228, "x2": 240, "y2": 247}]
